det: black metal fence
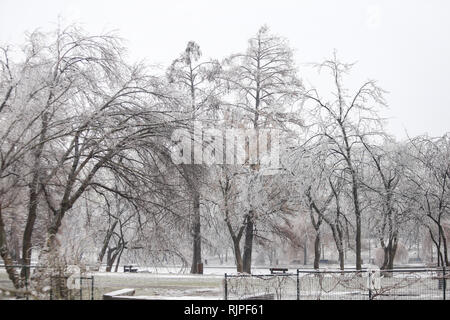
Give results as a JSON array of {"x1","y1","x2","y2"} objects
[
  {"x1": 224, "y1": 268, "x2": 449, "y2": 300},
  {"x1": 49, "y1": 275, "x2": 95, "y2": 300},
  {"x1": 2, "y1": 264, "x2": 448, "y2": 300},
  {"x1": 0, "y1": 264, "x2": 94, "y2": 300},
  {"x1": 225, "y1": 273, "x2": 298, "y2": 300}
]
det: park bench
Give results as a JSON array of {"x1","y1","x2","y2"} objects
[
  {"x1": 270, "y1": 268, "x2": 288, "y2": 274},
  {"x1": 319, "y1": 259, "x2": 339, "y2": 264},
  {"x1": 243, "y1": 293, "x2": 275, "y2": 300},
  {"x1": 123, "y1": 265, "x2": 138, "y2": 273},
  {"x1": 103, "y1": 288, "x2": 136, "y2": 300}
]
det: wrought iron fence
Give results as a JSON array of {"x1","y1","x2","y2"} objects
[
  {"x1": 224, "y1": 268, "x2": 448, "y2": 300},
  {"x1": 224, "y1": 273, "x2": 298, "y2": 300},
  {"x1": 49, "y1": 275, "x2": 94, "y2": 300},
  {"x1": 0, "y1": 264, "x2": 94, "y2": 300},
  {"x1": 2, "y1": 264, "x2": 448, "y2": 300},
  {"x1": 366, "y1": 269, "x2": 447, "y2": 300}
]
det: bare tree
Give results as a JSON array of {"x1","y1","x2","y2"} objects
[
  {"x1": 0, "y1": 25, "x2": 181, "y2": 290},
  {"x1": 404, "y1": 134, "x2": 450, "y2": 266},
  {"x1": 220, "y1": 25, "x2": 300, "y2": 273},
  {"x1": 302, "y1": 52, "x2": 386, "y2": 270},
  {"x1": 360, "y1": 138, "x2": 412, "y2": 271},
  {"x1": 167, "y1": 41, "x2": 221, "y2": 273}
]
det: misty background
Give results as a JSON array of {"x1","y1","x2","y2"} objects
[{"x1": 1, "y1": 0, "x2": 449, "y2": 140}]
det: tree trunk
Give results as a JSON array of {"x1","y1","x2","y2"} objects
[
  {"x1": 331, "y1": 226, "x2": 345, "y2": 271},
  {"x1": 233, "y1": 241, "x2": 243, "y2": 273},
  {"x1": 306, "y1": 190, "x2": 323, "y2": 270},
  {"x1": 380, "y1": 238, "x2": 389, "y2": 270},
  {"x1": 97, "y1": 220, "x2": 118, "y2": 268},
  {"x1": 106, "y1": 249, "x2": 113, "y2": 272},
  {"x1": 303, "y1": 242, "x2": 308, "y2": 265},
  {"x1": 21, "y1": 112, "x2": 49, "y2": 279},
  {"x1": 190, "y1": 191, "x2": 202, "y2": 274},
  {"x1": 114, "y1": 247, "x2": 124, "y2": 273},
  {"x1": 21, "y1": 185, "x2": 39, "y2": 280},
  {"x1": 9, "y1": 224, "x2": 20, "y2": 263},
  {"x1": 439, "y1": 226, "x2": 449, "y2": 266},
  {"x1": 106, "y1": 248, "x2": 119, "y2": 272},
  {"x1": 338, "y1": 249, "x2": 345, "y2": 271},
  {"x1": 326, "y1": 221, "x2": 346, "y2": 271},
  {"x1": 224, "y1": 203, "x2": 244, "y2": 272},
  {"x1": 0, "y1": 205, "x2": 23, "y2": 289},
  {"x1": 313, "y1": 233, "x2": 321, "y2": 269},
  {"x1": 242, "y1": 214, "x2": 254, "y2": 274},
  {"x1": 355, "y1": 211, "x2": 362, "y2": 269},
  {"x1": 387, "y1": 240, "x2": 398, "y2": 270},
  {"x1": 429, "y1": 229, "x2": 443, "y2": 267},
  {"x1": 30, "y1": 224, "x2": 64, "y2": 293}
]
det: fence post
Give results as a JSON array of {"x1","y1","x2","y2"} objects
[
  {"x1": 368, "y1": 271, "x2": 372, "y2": 300},
  {"x1": 224, "y1": 273, "x2": 228, "y2": 301},
  {"x1": 296, "y1": 269, "x2": 300, "y2": 300}
]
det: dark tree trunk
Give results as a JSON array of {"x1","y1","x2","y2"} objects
[
  {"x1": 21, "y1": 112, "x2": 49, "y2": 279},
  {"x1": 21, "y1": 186, "x2": 39, "y2": 280},
  {"x1": 306, "y1": 186, "x2": 327, "y2": 270},
  {"x1": 429, "y1": 228, "x2": 445, "y2": 267},
  {"x1": 106, "y1": 249, "x2": 113, "y2": 272},
  {"x1": 342, "y1": 125, "x2": 362, "y2": 271},
  {"x1": 106, "y1": 248, "x2": 119, "y2": 272},
  {"x1": 114, "y1": 247, "x2": 124, "y2": 273},
  {"x1": 380, "y1": 239, "x2": 389, "y2": 270},
  {"x1": 380, "y1": 235, "x2": 398, "y2": 277},
  {"x1": 224, "y1": 206, "x2": 244, "y2": 273},
  {"x1": 335, "y1": 228, "x2": 345, "y2": 271},
  {"x1": 313, "y1": 233, "x2": 321, "y2": 269},
  {"x1": 387, "y1": 240, "x2": 398, "y2": 270},
  {"x1": 9, "y1": 225, "x2": 20, "y2": 263},
  {"x1": 338, "y1": 250, "x2": 345, "y2": 271},
  {"x1": 234, "y1": 242, "x2": 243, "y2": 273},
  {"x1": 303, "y1": 242, "x2": 308, "y2": 265},
  {"x1": 97, "y1": 220, "x2": 118, "y2": 267},
  {"x1": 190, "y1": 191, "x2": 202, "y2": 274},
  {"x1": 0, "y1": 205, "x2": 23, "y2": 289},
  {"x1": 242, "y1": 214, "x2": 254, "y2": 274},
  {"x1": 439, "y1": 226, "x2": 449, "y2": 266},
  {"x1": 354, "y1": 204, "x2": 362, "y2": 270}
]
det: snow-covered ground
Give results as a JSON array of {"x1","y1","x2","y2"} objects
[
  {"x1": 93, "y1": 265, "x2": 282, "y2": 275},
  {"x1": 1, "y1": 264, "x2": 445, "y2": 300}
]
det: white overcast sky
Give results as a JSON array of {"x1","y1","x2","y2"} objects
[{"x1": 1, "y1": 0, "x2": 449, "y2": 140}]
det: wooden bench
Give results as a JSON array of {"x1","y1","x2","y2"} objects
[
  {"x1": 270, "y1": 268, "x2": 288, "y2": 274},
  {"x1": 123, "y1": 265, "x2": 138, "y2": 273},
  {"x1": 243, "y1": 293, "x2": 275, "y2": 300},
  {"x1": 103, "y1": 288, "x2": 136, "y2": 300}
]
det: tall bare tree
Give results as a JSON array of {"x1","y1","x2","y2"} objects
[
  {"x1": 221, "y1": 25, "x2": 300, "y2": 273},
  {"x1": 303, "y1": 52, "x2": 386, "y2": 269},
  {"x1": 167, "y1": 41, "x2": 221, "y2": 273}
]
